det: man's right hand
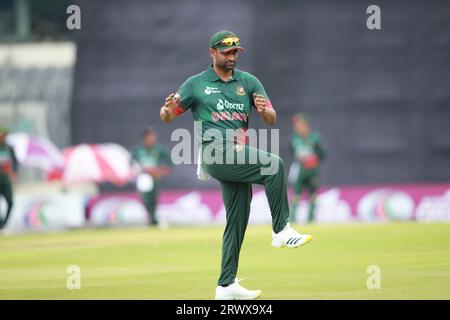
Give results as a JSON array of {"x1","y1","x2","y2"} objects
[{"x1": 160, "y1": 93, "x2": 181, "y2": 122}]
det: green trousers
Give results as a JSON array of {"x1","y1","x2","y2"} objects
[
  {"x1": 140, "y1": 183, "x2": 159, "y2": 225},
  {"x1": 0, "y1": 174, "x2": 13, "y2": 228},
  {"x1": 202, "y1": 142, "x2": 290, "y2": 286},
  {"x1": 289, "y1": 169, "x2": 319, "y2": 223}
]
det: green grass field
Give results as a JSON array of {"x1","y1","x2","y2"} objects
[{"x1": 0, "y1": 223, "x2": 449, "y2": 299}]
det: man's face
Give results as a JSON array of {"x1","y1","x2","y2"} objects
[
  {"x1": 294, "y1": 118, "x2": 311, "y2": 137},
  {"x1": 210, "y1": 48, "x2": 238, "y2": 71},
  {"x1": 143, "y1": 132, "x2": 157, "y2": 148},
  {"x1": 0, "y1": 133, "x2": 6, "y2": 144}
]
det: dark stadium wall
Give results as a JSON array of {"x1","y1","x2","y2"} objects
[{"x1": 71, "y1": 0, "x2": 450, "y2": 189}]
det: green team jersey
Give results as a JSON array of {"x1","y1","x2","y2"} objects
[
  {"x1": 290, "y1": 132, "x2": 326, "y2": 172},
  {"x1": 131, "y1": 144, "x2": 172, "y2": 170},
  {"x1": 0, "y1": 143, "x2": 18, "y2": 177},
  {"x1": 174, "y1": 65, "x2": 273, "y2": 142}
]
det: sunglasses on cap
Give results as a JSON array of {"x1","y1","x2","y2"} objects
[{"x1": 214, "y1": 37, "x2": 240, "y2": 47}]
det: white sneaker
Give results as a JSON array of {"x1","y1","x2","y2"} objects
[
  {"x1": 272, "y1": 223, "x2": 313, "y2": 248},
  {"x1": 215, "y1": 278, "x2": 261, "y2": 300}
]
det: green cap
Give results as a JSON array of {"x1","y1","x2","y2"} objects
[{"x1": 210, "y1": 30, "x2": 245, "y2": 53}]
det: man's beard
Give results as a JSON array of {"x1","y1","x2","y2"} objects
[{"x1": 217, "y1": 60, "x2": 235, "y2": 71}]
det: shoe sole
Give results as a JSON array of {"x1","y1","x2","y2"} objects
[
  {"x1": 272, "y1": 235, "x2": 313, "y2": 249},
  {"x1": 215, "y1": 291, "x2": 262, "y2": 300}
]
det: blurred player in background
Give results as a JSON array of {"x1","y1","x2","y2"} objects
[
  {"x1": 0, "y1": 127, "x2": 18, "y2": 229},
  {"x1": 132, "y1": 127, "x2": 172, "y2": 226},
  {"x1": 289, "y1": 114, "x2": 326, "y2": 224},
  {"x1": 160, "y1": 30, "x2": 313, "y2": 300}
]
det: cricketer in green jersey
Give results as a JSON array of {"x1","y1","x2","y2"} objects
[
  {"x1": 160, "y1": 30, "x2": 312, "y2": 300},
  {"x1": 0, "y1": 127, "x2": 18, "y2": 229},
  {"x1": 289, "y1": 114, "x2": 326, "y2": 224},
  {"x1": 132, "y1": 127, "x2": 172, "y2": 226}
]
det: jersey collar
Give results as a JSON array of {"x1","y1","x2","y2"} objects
[{"x1": 204, "y1": 65, "x2": 241, "y2": 82}]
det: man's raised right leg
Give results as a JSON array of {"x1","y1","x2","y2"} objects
[{"x1": 205, "y1": 144, "x2": 312, "y2": 248}]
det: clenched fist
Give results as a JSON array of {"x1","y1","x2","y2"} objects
[{"x1": 253, "y1": 93, "x2": 267, "y2": 113}]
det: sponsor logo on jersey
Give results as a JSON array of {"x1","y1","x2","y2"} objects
[
  {"x1": 204, "y1": 86, "x2": 221, "y2": 95},
  {"x1": 216, "y1": 98, "x2": 244, "y2": 111},
  {"x1": 211, "y1": 112, "x2": 248, "y2": 122}
]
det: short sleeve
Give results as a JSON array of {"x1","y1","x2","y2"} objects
[{"x1": 174, "y1": 78, "x2": 195, "y2": 114}]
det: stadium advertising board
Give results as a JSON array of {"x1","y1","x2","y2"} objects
[{"x1": 85, "y1": 183, "x2": 450, "y2": 227}]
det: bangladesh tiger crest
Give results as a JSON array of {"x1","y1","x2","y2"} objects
[{"x1": 236, "y1": 86, "x2": 246, "y2": 96}]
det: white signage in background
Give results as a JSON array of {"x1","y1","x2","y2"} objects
[
  {"x1": 4, "y1": 193, "x2": 86, "y2": 232},
  {"x1": 0, "y1": 195, "x2": 7, "y2": 221},
  {"x1": 214, "y1": 188, "x2": 353, "y2": 225},
  {"x1": 248, "y1": 191, "x2": 273, "y2": 225},
  {"x1": 357, "y1": 189, "x2": 414, "y2": 222},
  {"x1": 292, "y1": 188, "x2": 352, "y2": 224},
  {"x1": 214, "y1": 190, "x2": 272, "y2": 225},
  {"x1": 0, "y1": 42, "x2": 76, "y2": 68},
  {"x1": 416, "y1": 190, "x2": 450, "y2": 222},
  {"x1": 89, "y1": 197, "x2": 149, "y2": 226},
  {"x1": 89, "y1": 192, "x2": 214, "y2": 227},
  {"x1": 157, "y1": 192, "x2": 213, "y2": 226}
]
